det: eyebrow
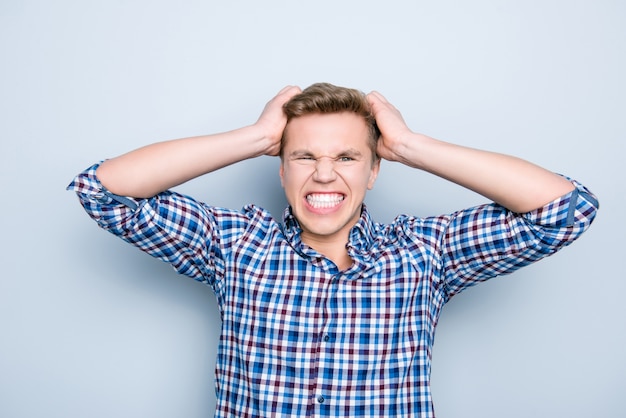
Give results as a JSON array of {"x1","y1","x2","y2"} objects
[
  {"x1": 288, "y1": 150, "x2": 315, "y2": 158},
  {"x1": 288, "y1": 148, "x2": 364, "y2": 159}
]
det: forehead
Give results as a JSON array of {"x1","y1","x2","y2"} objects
[{"x1": 283, "y1": 112, "x2": 370, "y2": 154}]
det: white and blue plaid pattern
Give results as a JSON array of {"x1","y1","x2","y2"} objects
[{"x1": 68, "y1": 163, "x2": 598, "y2": 417}]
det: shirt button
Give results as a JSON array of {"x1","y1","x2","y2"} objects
[
  {"x1": 323, "y1": 335, "x2": 330, "y2": 342},
  {"x1": 317, "y1": 396, "x2": 325, "y2": 404}
]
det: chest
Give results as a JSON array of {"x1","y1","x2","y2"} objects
[{"x1": 221, "y1": 240, "x2": 445, "y2": 344}]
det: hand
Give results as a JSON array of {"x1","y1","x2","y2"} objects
[
  {"x1": 255, "y1": 85, "x2": 302, "y2": 156},
  {"x1": 369, "y1": 91, "x2": 576, "y2": 212},
  {"x1": 367, "y1": 91, "x2": 414, "y2": 163}
]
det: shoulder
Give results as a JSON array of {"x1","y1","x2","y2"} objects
[
  {"x1": 384, "y1": 212, "x2": 453, "y2": 247},
  {"x1": 213, "y1": 203, "x2": 283, "y2": 239}
]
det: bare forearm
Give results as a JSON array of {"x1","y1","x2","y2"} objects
[
  {"x1": 95, "y1": 85, "x2": 301, "y2": 198},
  {"x1": 368, "y1": 91, "x2": 576, "y2": 213},
  {"x1": 400, "y1": 133, "x2": 575, "y2": 213},
  {"x1": 96, "y1": 125, "x2": 270, "y2": 198}
]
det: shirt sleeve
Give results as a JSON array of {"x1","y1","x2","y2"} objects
[
  {"x1": 435, "y1": 178, "x2": 599, "y2": 299},
  {"x1": 66, "y1": 162, "x2": 249, "y2": 289}
]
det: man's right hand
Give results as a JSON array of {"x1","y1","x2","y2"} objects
[{"x1": 255, "y1": 85, "x2": 302, "y2": 156}]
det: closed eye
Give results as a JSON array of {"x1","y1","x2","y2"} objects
[{"x1": 289, "y1": 151, "x2": 316, "y2": 162}]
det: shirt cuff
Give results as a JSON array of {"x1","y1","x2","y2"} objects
[
  {"x1": 523, "y1": 177, "x2": 599, "y2": 229},
  {"x1": 67, "y1": 162, "x2": 140, "y2": 210}
]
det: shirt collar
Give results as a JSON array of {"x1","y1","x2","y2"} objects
[
  {"x1": 348, "y1": 204, "x2": 376, "y2": 253},
  {"x1": 282, "y1": 206, "x2": 301, "y2": 242}
]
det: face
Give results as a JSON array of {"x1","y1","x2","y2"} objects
[{"x1": 280, "y1": 112, "x2": 380, "y2": 246}]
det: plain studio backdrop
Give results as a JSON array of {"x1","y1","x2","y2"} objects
[{"x1": 1, "y1": 1, "x2": 623, "y2": 417}]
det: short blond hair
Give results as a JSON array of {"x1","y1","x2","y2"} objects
[{"x1": 281, "y1": 83, "x2": 379, "y2": 161}]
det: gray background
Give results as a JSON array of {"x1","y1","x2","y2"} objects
[{"x1": 1, "y1": 1, "x2": 624, "y2": 417}]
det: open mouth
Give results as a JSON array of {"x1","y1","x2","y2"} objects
[{"x1": 306, "y1": 193, "x2": 345, "y2": 209}]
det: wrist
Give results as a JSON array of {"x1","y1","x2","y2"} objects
[
  {"x1": 251, "y1": 120, "x2": 284, "y2": 157},
  {"x1": 390, "y1": 132, "x2": 433, "y2": 169}
]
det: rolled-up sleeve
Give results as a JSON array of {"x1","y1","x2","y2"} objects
[
  {"x1": 67, "y1": 163, "x2": 246, "y2": 288},
  {"x1": 439, "y1": 178, "x2": 599, "y2": 298}
]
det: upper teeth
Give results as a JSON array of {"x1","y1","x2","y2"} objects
[{"x1": 307, "y1": 193, "x2": 344, "y2": 208}]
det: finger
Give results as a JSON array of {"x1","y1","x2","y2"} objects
[
  {"x1": 366, "y1": 92, "x2": 382, "y2": 112},
  {"x1": 268, "y1": 86, "x2": 301, "y2": 108},
  {"x1": 368, "y1": 90, "x2": 389, "y2": 104},
  {"x1": 279, "y1": 85, "x2": 301, "y2": 96}
]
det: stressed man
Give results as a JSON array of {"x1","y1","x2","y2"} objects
[{"x1": 68, "y1": 83, "x2": 598, "y2": 417}]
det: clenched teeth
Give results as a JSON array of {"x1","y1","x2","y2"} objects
[{"x1": 306, "y1": 193, "x2": 344, "y2": 209}]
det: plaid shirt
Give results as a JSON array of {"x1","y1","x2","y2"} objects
[{"x1": 68, "y1": 163, "x2": 598, "y2": 417}]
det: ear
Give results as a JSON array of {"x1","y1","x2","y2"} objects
[
  {"x1": 367, "y1": 158, "x2": 381, "y2": 190},
  {"x1": 279, "y1": 161, "x2": 285, "y2": 187}
]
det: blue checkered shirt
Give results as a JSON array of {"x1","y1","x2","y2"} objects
[{"x1": 68, "y1": 163, "x2": 598, "y2": 417}]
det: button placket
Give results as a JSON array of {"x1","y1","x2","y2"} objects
[{"x1": 310, "y1": 271, "x2": 340, "y2": 414}]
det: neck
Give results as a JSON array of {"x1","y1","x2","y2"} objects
[
  {"x1": 301, "y1": 234, "x2": 353, "y2": 271},
  {"x1": 318, "y1": 245, "x2": 353, "y2": 271}
]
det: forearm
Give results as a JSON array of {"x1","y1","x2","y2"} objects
[
  {"x1": 95, "y1": 85, "x2": 301, "y2": 198},
  {"x1": 400, "y1": 134, "x2": 575, "y2": 213},
  {"x1": 96, "y1": 124, "x2": 271, "y2": 198}
]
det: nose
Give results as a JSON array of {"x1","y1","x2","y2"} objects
[{"x1": 312, "y1": 157, "x2": 337, "y2": 183}]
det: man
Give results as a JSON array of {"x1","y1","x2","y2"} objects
[{"x1": 68, "y1": 83, "x2": 598, "y2": 417}]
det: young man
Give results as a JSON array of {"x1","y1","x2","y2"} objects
[{"x1": 68, "y1": 83, "x2": 598, "y2": 417}]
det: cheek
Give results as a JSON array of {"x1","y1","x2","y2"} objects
[{"x1": 280, "y1": 167, "x2": 306, "y2": 195}]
